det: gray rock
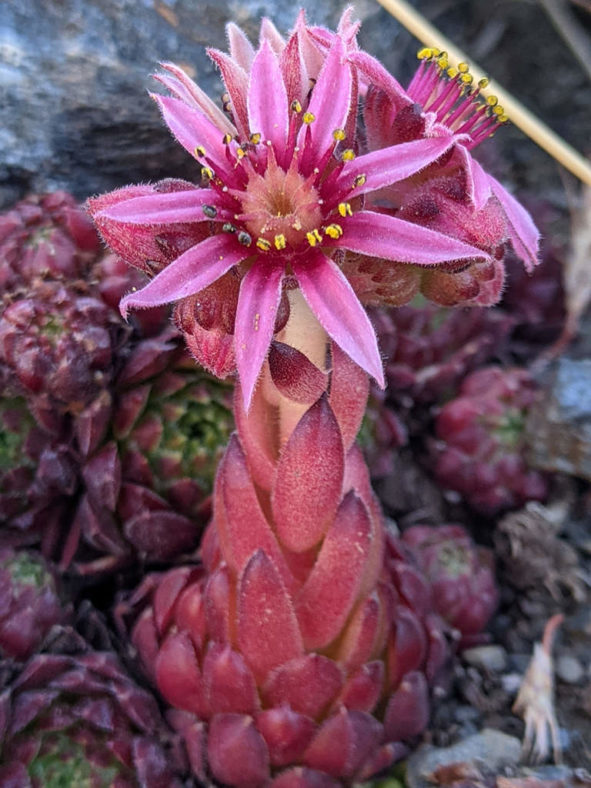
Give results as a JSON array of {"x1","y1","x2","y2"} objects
[
  {"x1": 463, "y1": 645, "x2": 508, "y2": 672},
  {"x1": 0, "y1": 0, "x2": 405, "y2": 207},
  {"x1": 526, "y1": 359, "x2": 591, "y2": 481},
  {"x1": 555, "y1": 654, "x2": 585, "y2": 684},
  {"x1": 406, "y1": 729, "x2": 522, "y2": 788}
]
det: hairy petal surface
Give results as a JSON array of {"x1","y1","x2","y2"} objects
[
  {"x1": 293, "y1": 250, "x2": 384, "y2": 387},
  {"x1": 119, "y1": 236, "x2": 246, "y2": 317}
]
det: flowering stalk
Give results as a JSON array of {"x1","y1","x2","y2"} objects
[{"x1": 90, "y1": 9, "x2": 540, "y2": 784}]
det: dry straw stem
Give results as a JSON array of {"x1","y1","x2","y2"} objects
[{"x1": 375, "y1": 0, "x2": 591, "y2": 186}]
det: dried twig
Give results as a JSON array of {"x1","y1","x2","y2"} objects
[{"x1": 374, "y1": 0, "x2": 591, "y2": 186}]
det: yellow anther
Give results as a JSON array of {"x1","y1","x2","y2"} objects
[
  {"x1": 460, "y1": 73, "x2": 473, "y2": 85},
  {"x1": 333, "y1": 128, "x2": 346, "y2": 141},
  {"x1": 493, "y1": 105, "x2": 506, "y2": 117},
  {"x1": 341, "y1": 149, "x2": 355, "y2": 162},
  {"x1": 202, "y1": 166, "x2": 214, "y2": 180},
  {"x1": 306, "y1": 229, "x2": 322, "y2": 247},
  {"x1": 417, "y1": 47, "x2": 432, "y2": 60},
  {"x1": 478, "y1": 77, "x2": 489, "y2": 89},
  {"x1": 458, "y1": 62, "x2": 470, "y2": 73},
  {"x1": 338, "y1": 202, "x2": 353, "y2": 218},
  {"x1": 353, "y1": 174, "x2": 366, "y2": 188},
  {"x1": 274, "y1": 234, "x2": 287, "y2": 250},
  {"x1": 291, "y1": 99, "x2": 302, "y2": 113},
  {"x1": 497, "y1": 113, "x2": 509, "y2": 123},
  {"x1": 431, "y1": 48, "x2": 440, "y2": 57},
  {"x1": 236, "y1": 147, "x2": 246, "y2": 159},
  {"x1": 436, "y1": 52, "x2": 449, "y2": 69},
  {"x1": 222, "y1": 133, "x2": 232, "y2": 145},
  {"x1": 194, "y1": 145, "x2": 206, "y2": 157},
  {"x1": 324, "y1": 224, "x2": 343, "y2": 239},
  {"x1": 303, "y1": 112, "x2": 316, "y2": 125},
  {"x1": 486, "y1": 95, "x2": 498, "y2": 107},
  {"x1": 446, "y1": 66, "x2": 458, "y2": 79},
  {"x1": 256, "y1": 238, "x2": 271, "y2": 251},
  {"x1": 249, "y1": 132, "x2": 262, "y2": 145}
]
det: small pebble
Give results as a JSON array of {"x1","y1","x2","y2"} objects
[
  {"x1": 555, "y1": 654, "x2": 584, "y2": 684},
  {"x1": 463, "y1": 645, "x2": 508, "y2": 672}
]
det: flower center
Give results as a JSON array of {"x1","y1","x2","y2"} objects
[
  {"x1": 408, "y1": 48, "x2": 508, "y2": 149},
  {"x1": 238, "y1": 155, "x2": 324, "y2": 252}
]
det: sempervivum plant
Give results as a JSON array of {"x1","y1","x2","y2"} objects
[
  {"x1": 401, "y1": 525, "x2": 498, "y2": 646},
  {"x1": 0, "y1": 632, "x2": 185, "y2": 787},
  {"x1": 0, "y1": 191, "x2": 101, "y2": 296},
  {"x1": 432, "y1": 366, "x2": 548, "y2": 513},
  {"x1": 0, "y1": 395, "x2": 77, "y2": 553},
  {"x1": 123, "y1": 346, "x2": 449, "y2": 787},
  {"x1": 0, "y1": 277, "x2": 127, "y2": 435},
  {"x1": 74, "y1": 340, "x2": 234, "y2": 572},
  {"x1": 371, "y1": 302, "x2": 513, "y2": 406},
  {"x1": 0, "y1": 549, "x2": 69, "y2": 661}
]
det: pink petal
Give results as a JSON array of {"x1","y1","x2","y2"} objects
[
  {"x1": 461, "y1": 151, "x2": 492, "y2": 211},
  {"x1": 335, "y1": 136, "x2": 454, "y2": 200},
  {"x1": 348, "y1": 50, "x2": 412, "y2": 111},
  {"x1": 237, "y1": 550, "x2": 304, "y2": 682},
  {"x1": 295, "y1": 491, "x2": 373, "y2": 650},
  {"x1": 156, "y1": 62, "x2": 236, "y2": 135},
  {"x1": 119, "y1": 235, "x2": 245, "y2": 317},
  {"x1": 227, "y1": 22, "x2": 256, "y2": 70},
  {"x1": 488, "y1": 174, "x2": 540, "y2": 271},
  {"x1": 292, "y1": 250, "x2": 384, "y2": 388},
  {"x1": 272, "y1": 395, "x2": 344, "y2": 553},
  {"x1": 280, "y1": 31, "x2": 307, "y2": 106},
  {"x1": 248, "y1": 41, "x2": 289, "y2": 157},
  {"x1": 97, "y1": 188, "x2": 233, "y2": 225},
  {"x1": 153, "y1": 94, "x2": 236, "y2": 180},
  {"x1": 334, "y1": 210, "x2": 491, "y2": 266},
  {"x1": 234, "y1": 258, "x2": 285, "y2": 409},
  {"x1": 207, "y1": 48, "x2": 250, "y2": 139},
  {"x1": 297, "y1": 37, "x2": 351, "y2": 158},
  {"x1": 260, "y1": 17, "x2": 286, "y2": 55}
]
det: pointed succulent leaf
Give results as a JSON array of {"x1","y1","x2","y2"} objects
[
  {"x1": 203, "y1": 643, "x2": 259, "y2": 715},
  {"x1": 387, "y1": 606, "x2": 428, "y2": 689},
  {"x1": 155, "y1": 631, "x2": 207, "y2": 718},
  {"x1": 207, "y1": 713, "x2": 270, "y2": 788},
  {"x1": 271, "y1": 767, "x2": 341, "y2": 788},
  {"x1": 237, "y1": 550, "x2": 304, "y2": 682},
  {"x1": 256, "y1": 707, "x2": 317, "y2": 768},
  {"x1": 233, "y1": 382, "x2": 276, "y2": 490},
  {"x1": 328, "y1": 341, "x2": 369, "y2": 451},
  {"x1": 337, "y1": 661, "x2": 384, "y2": 713},
  {"x1": 273, "y1": 395, "x2": 344, "y2": 553},
  {"x1": 384, "y1": 670, "x2": 429, "y2": 742},
  {"x1": 335, "y1": 594, "x2": 381, "y2": 671},
  {"x1": 204, "y1": 564, "x2": 236, "y2": 645},
  {"x1": 268, "y1": 341, "x2": 328, "y2": 404},
  {"x1": 262, "y1": 654, "x2": 344, "y2": 720},
  {"x1": 303, "y1": 708, "x2": 382, "y2": 779},
  {"x1": 217, "y1": 436, "x2": 295, "y2": 592},
  {"x1": 295, "y1": 491, "x2": 373, "y2": 650}
]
